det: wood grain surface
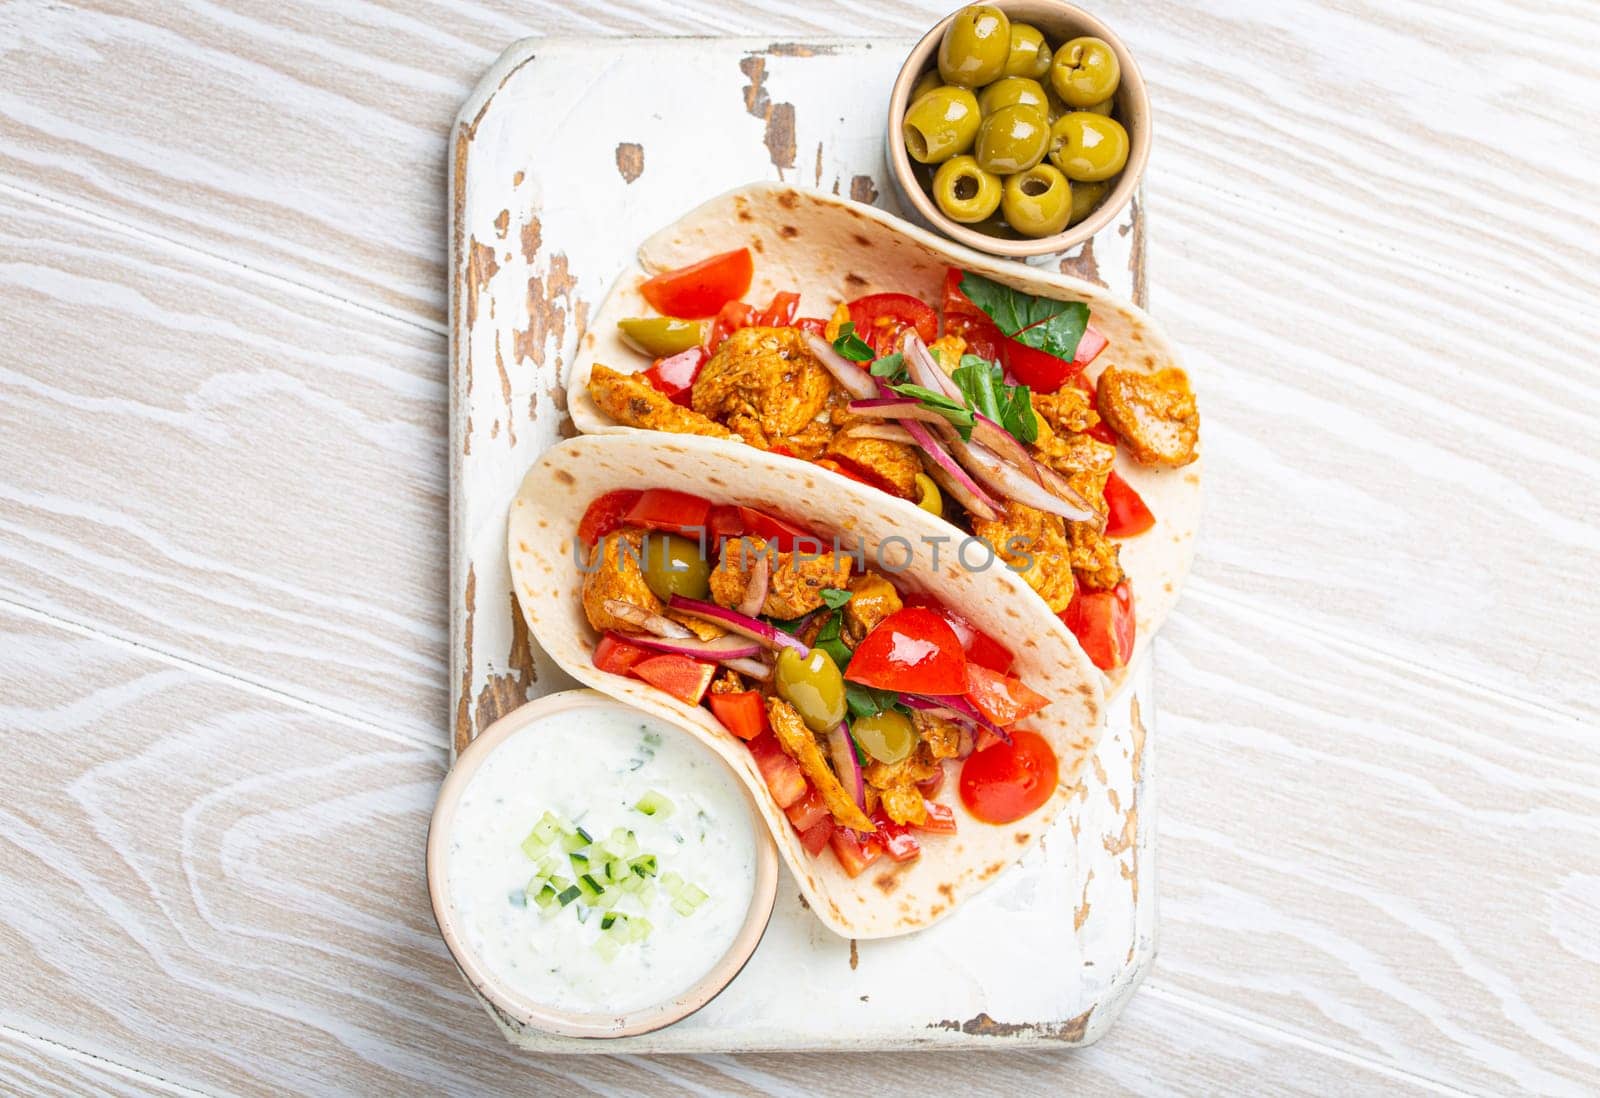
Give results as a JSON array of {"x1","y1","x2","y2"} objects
[{"x1": 1, "y1": 0, "x2": 1597, "y2": 1095}]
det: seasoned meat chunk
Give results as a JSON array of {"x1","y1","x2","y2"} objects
[
  {"x1": 708, "y1": 536, "x2": 854, "y2": 621},
  {"x1": 824, "y1": 425, "x2": 921, "y2": 497},
  {"x1": 1032, "y1": 386, "x2": 1101, "y2": 436},
  {"x1": 1069, "y1": 520, "x2": 1124, "y2": 591},
  {"x1": 580, "y1": 527, "x2": 663, "y2": 633},
  {"x1": 842, "y1": 572, "x2": 903, "y2": 645},
  {"x1": 926, "y1": 332, "x2": 967, "y2": 368},
  {"x1": 911, "y1": 709, "x2": 963, "y2": 760},
  {"x1": 864, "y1": 750, "x2": 940, "y2": 827},
  {"x1": 691, "y1": 326, "x2": 838, "y2": 449},
  {"x1": 588, "y1": 364, "x2": 732, "y2": 438},
  {"x1": 1096, "y1": 366, "x2": 1199, "y2": 467},
  {"x1": 1033, "y1": 422, "x2": 1117, "y2": 520},
  {"x1": 768, "y1": 698, "x2": 875, "y2": 832},
  {"x1": 972, "y1": 502, "x2": 1076, "y2": 613}
]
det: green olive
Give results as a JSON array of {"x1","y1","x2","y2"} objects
[
  {"x1": 640, "y1": 534, "x2": 711, "y2": 602},
  {"x1": 617, "y1": 316, "x2": 706, "y2": 358},
  {"x1": 1048, "y1": 112, "x2": 1130, "y2": 182},
  {"x1": 851, "y1": 710, "x2": 917, "y2": 765},
  {"x1": 931, "y1": 155, "x2": 1003, "y2": 223},
  {"x1": 902, "y1": 85, "x2": 982, "y2": 164},
  {"x1": 1002, "y1": 22, "x2": 1052, "y2": 79},
  {"x1": 1069, "y1": 178, "x2": 1110, "y2": 224},
  {"x1": 910, "y1": 67, "x2": 943, "y2": 106},
  {"x1": 1002, "y1": 164, "x2": 1073, "y2": 238},
  {"x1": 978, "y1": 76, "x2": 1049, "y2": 116},
  {"x1": 775, "y1": 647, "x2": 847, "y2": 733},
  {"x1": 1083, "y1": 97, "x2": 1115, "y2": 117},
  {"x1": 1050, "y1": 36, "x2": 1121, "y2": 108},
  {"x1": 937, "y1": 4, "x2": 1011, "y2": 88},
  {"x1": 914, "y1": 472, "x2": 943, "y2": 515},
  {"x1": 975, "y1": 104, "x2": 1050, "y2": 175}
]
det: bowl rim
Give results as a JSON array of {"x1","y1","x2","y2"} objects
[
  {"x1": 886, "y1": 0, "x2": 1151, "y2": 257},
  {"x1": 426, "y1": 687, "x2": 780, "y2": 1039}
]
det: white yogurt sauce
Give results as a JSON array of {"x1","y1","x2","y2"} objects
[{"x1": 446, "y1": 706, "x2": 757, "y2": 1015}]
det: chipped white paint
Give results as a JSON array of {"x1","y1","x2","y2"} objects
[{"x1": 451, "y1": 38, "x2": 1154, "y2": 1051}]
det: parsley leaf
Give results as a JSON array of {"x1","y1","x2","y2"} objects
[
  {"x1": 819, "y1": 587, "x2": 853, "y2": 610},
  {"x1": 869, "y1": 351, "x2": 905, "y2": 379},
  {"x1": 845, "y1": 682, "x2": 899, "y2": 720},
  {"x1": 832, "y1": 321, "x2": 874, "y2": 363},
  {"x1": 958, "y1": 271, "x2": 1089, "y2": 363},
  {"x1": 888, "y1": 383, "x2": 975, "y2": 439},
  {"x1": 814, "y1": 613, "x2": 852, "y2": 670},
  {"x1": 951, "y1": 354, "x2": 1038, "y2": 444}
]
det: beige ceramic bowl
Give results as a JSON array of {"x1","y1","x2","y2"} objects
[
  {"x1": 886, "y1": 0, "x2": 1150, "y2": 257},
  {"x1": 427, "y1": 688, "x2": 780, "y2": 1040}
]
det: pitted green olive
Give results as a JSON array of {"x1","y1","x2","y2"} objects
[
  {"x1": 1002, "y1": 22, "x2": 1052, "y2": 79},
  {"x1": 1083, "y1": 97, "x2": 1115, "y2": 117},
  {"x1": 775, "y1": 647, "x2": 847, "y2": 733},
  {"x1": 1050, "y1": 36, "x2": 1121, "y2": 108},
  {"x1": 974, "y1": 104, "x2": 1050, "y2": 175},
  {"x1": 932, "y1": 155, "x2": 1003, "y2": 223},
  {"x1": 851, "y1": 710, "x2": 916, "y2": 765},
  {"x1": 1002, "y1": 164, "x2": 1073, "y2": 238},
  {"x1": 617, "y1": 316, "x2": 706, "y2": 358},
  {"x1": 1069, "y1": 178, "x2": 1110, "y2": 224},
  {"x1": 640, "y1": 534, "x2": 711, "y2": 602},
  {"x1": 1048, "y1": 111, "x2": 1130, "y2": 182},
  {"x1": 978, "y1": 76, "x2": 1049, "y2": 117},
  {"x1": 910, "y1": 67, "x2": 943, "y2": 106},
  {"x1": 903, "y1": 85, "x2": 982, "y2": 164},
  {"x1": 937, "y1": 4, "x2": 1011, "y2": 87}
]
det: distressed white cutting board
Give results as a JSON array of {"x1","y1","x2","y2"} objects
[{"x1": 448, "y1": 37, "x2": 1156, "y2": 1052}]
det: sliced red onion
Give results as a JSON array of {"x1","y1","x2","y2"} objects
[
  {"x1": 946, "y1": 436, "x2": 1097, "y2": 523},
  {"x1": 905, "y1": 693, "x2": 1013, "y2": 745},
  {"x1": 667, "y1": 595, "x2": 809, "y2": 655},
  {"x1": 827, "y1": 722, "x2": 868, "y2": 815},
  {"x1": 969, "y1": 411, "x2": 1039, "y2": 478},
  {"x1": 722, "y1": 656, "x2": 772, "y2": 681},
  {"x1": 736, "y1": 551, "x2": 769, "y2": 617},
  {"x1": 847, "y1": 397, "x2": 958, "y2": 428},
  {"x1": 1035, "y1": 462, "x2": 1105, "y2": 529},
  {"x1": 803, "y1": 331, "x2": 877, "y2": 400},
  {"x1": 904, "y1": 333, "x2": 962, "y2": 401},
  {"x1": 602, "y1": 599, "x2": 691, "y2": 639},
  {"x1": 843, "y1": 423, "x2": 917, "y2": 445},
  {"x1": 906, "y1": 420, "x2": 1002, "y2": 521},
  {"x1": 630, "y1": 633, "x2": 762, "y2": 660}
]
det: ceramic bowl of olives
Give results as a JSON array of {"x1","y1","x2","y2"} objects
[{"x1": 885, "y1": 1, "x2": 1150, "y2": 257}]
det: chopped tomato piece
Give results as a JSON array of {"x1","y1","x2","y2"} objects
[
  {"x1": 1103, "y1": 470, "x2": 1155, "y2": 537},
  {"x1": 798, "y1": 816, "x2": 835, "y2": 856},
  {"x1": 959, "y1": 729, "x2": 1060, "y2": 824},
  {"x1": 708, "y1": 690, "x2": 768, "y2": 741},
  {"x1": 630, "y1": 654, "x2": 716, "y2": 706},
  {"x1": 870, "y1": 812, "x2": 922, "y2": 863},
  {"x1": 642, "y1": 346, "x2": 708, "y2": 407},
  {"x1": 577, "y1": 489, "x2": 642, "y2": 549},
  {"x1": 917, "y1": 799, "x2": 958, "y2": 834},
  {"x1": 845, "y1": 607, "x2": 970, "y2": 695},
  {"x1": 964, "y1": 664, "x2": 1050, "y2": 727},
  {"x1": 756, "y1": 290, "x2": 801, "y2": 327},
  {"x1": 735, "y1": 505, "x2": 818, "y2": 553},
  {"x1": 848, "y1": 292, "x2": 939, "y2": 355},
  {"x1": 1060, "y1": 580, "x2": 1136, "y2": 672},
  {"x1": 640, "y1": 247, "x2": 753, "y2": 319},
  {"x1": 795, "y1": 317, "x2": 828, "y2": 336},
  {"x1": 623, "y1": 488, "x2": 711, "y2": 538},
  {"x1": 1074, "y1": 325, "x2": 1108, "y2": 369},
  {"x1": 941, "y1": 267, "x2": 983, "y2": 318},
  {"x1": 592, "y1": 633, "x2": 652, "y2": 676},
  {"x1": 746, "y1": 730, "x2": 807, "y2": 809},
  {"x1": 1071, "y1": 373, "x2": 1119, "y2": 445},
  {"x1": 944, "y1": 312, "x2": 1006, "y2": 363},
  {"x1": 706, "y1": 503, "x2": 745, "y2": 548},
  {"x1": 901, "y1": 594, "x2": 1015, "y2": 674},
  {"x1": 829, "y1": 828, "x2": 884, "y2": 878},
  {"x1": 1002, "y1": 336, "x2": 1083, "y2": 392},
  {"x1": 785, "y1": 788, "x2": 830, "y2": 833},
  {"x1": 706, "y1": 299, "x2": 755, "y2": 351}
]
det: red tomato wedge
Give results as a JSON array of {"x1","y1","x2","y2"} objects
[
  {"x1": 735, "y1": 505, "x2": 818, "y2": 553},
  {"x1": 1002, "y1": 336, "x2": 1082, "y2": 392},
  {"x1": 941, "y1": 267, "x2": 983, "y2": 317},
  {"x1": 746, "y1": 730, "x2": 807, "y2": 809},
  {"x1": 785, "y1": 788, "x2": 830, "y2": 833},
  {"x1": 902, "y1": 593, "x2": 1016, "y2": 674},
  {"x1": 623, "y1": 488, "x2": 711, "y2": 538},
  {"x1": 756, "y1": 290, "x2": 801, "y2": 327},
  {"x1": 844, "y1": 607, "x2": 970, "y2": 695},
  {"x1": 959, "y1": 729, "x2": 1060, "y2": 824},
  {"x1": 870, "y1": 812, "x2": 922, "y2": 863},
  {"x1": 707, "y1": 689, "x2": 768, "y2": 741},
  {"x1": 917, "y1": 799, "x2": 958, "y2": 833},
  {"x1": 1103, "y1": 470, "x2": 1155, "y2": 537},
  {"x1": 1060, "y1": 580, "x2": 1136, "y2": 672},
  {"x1": 640, "y1": 248, "x2": 753, "y2": 319},
  {"x1": 795, "y1": 317, "x2": 828, "y2": 336},
  {"x1": 848, "y1": 292, "x2": 939, "y2": 355},
  {"x1": 964, "y1": 664, "x2": 1050, "y2": 727},
  {"x1": 798, "y1": 817, "x2": 835, "y2": 856},
  {"x1": 577, "y1": 489, "x2": 642, "y2": 549},
  {"x1": 829, "y1": 828, "x2": 884, "y2": 878},
  {"x1": 630, "y1": 654, "x2": 716, "y2": 706},
  {"x1": 592, "y1": 633, "x2": 652, "y2": 676},
  {"x1": 642, "y1": 346, "x2": 707, "y2": 407},
  {"x1": 706, "y1": 504, "x2": 746, "y2": 548},
  {"x1": 706, "y1": 299, "x2": 755, "y2": 351}
]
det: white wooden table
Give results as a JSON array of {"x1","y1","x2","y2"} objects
[{"x1": 1, "y1": 2, "x2": 1596, "y2": 1094}]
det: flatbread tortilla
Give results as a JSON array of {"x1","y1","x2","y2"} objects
[
  {"x1": 507, "y1": 433, "x2": 1105, "y2": 939},
  {"x1": 568, "y1": 182, "x2": 1200, "y2": 685}
]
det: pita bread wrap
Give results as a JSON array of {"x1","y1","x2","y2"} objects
[
  {"x1": 569, "y1": 182, "x2": 1200, "y2": 684},
  {"x1": 507, "y1": 433, "x2": 1105, "y2": 939}
]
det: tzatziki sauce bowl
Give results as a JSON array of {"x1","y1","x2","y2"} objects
[{"x1": 428, "y1": 689, "x2": 779, "y2": 1040}]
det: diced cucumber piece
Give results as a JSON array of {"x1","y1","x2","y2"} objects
[
  {"x1": 520, "y1": 832, "x2": 549, "y2": 861},
  {"x1": 593, "y1": 888, "x2": 619, "y2": 910},
  {"x1": 555, "y1": 883, "x2": 582, "y2": 907},
  {"x1": 605, "y1": 858, "x2": 629, "y2": 884},
  {"x1": 629, "y1": 915, "x2": 654, "y2": 943},
  {"x1": 629, "y1": 854, "x2": 658, "y2": 878},
  {"x1": 617, "y1": 873, "x2": 643, "y2": 894},
  {"x1": 532, "y1": 812, "x2": 564, "y2": 844},
  {"x1": 600, "y1": 911, "x2": 623, "y2": 931},
  {"x1": 560, "y1": 830, "x2": 589, "y2": 853},
  {"x1": 634, "y1": 790, "x2": 675, "y2": 818},
  {"x1": 593, "y1": 935, "x2": 621, "y2": 963},
  {"x1": 530, "y1": 884, "x2": 559, "y2": 911},
  {"x1": 577, "y1": 873, "x2": 605, "y2": 901},
  {"x1": 660, "y1": 870, "x2": 684, "y2": 896},
  {"x1": 635, "y1": 881, "x2": 657, "y2": 907},
  {"x1": 680, "y1": 883, "x2": 708, "y2": 908},
  {"x1": 671, "y1": 895, "x2": 698, "y2": 916},
  {"x1": 608, "y1": 828, "x2": 640, "y2": 859},
  {"x1": 568, "y1": 851, "x2": 589, "y2": 874}
]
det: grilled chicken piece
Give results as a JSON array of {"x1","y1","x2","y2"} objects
[
  {"x1": 767, "y1": 698, "x2": 875, "y2": 832},
  {"x1": 580, "y1": 527, "x2": 663, "y2": 634},
  {"x1": 971, "y1": 502, "x2": 1076, "y2": 613},
  {"x1": 588, "y1": 364, "x2": 733, "y2": 438},
  {"x1": 864, "y1": 749, "x2": 940, "y2": 827},
  {"x1": 691, "y1": 326, "x2": 837, "y2": 450},
  {"x1": 910, "y1": 709, "x2": 963, "y2": 760},
  {"x1": 1096, "y1": 366, "x2": 1199, "y2": 467},
  {"x1": 1032, "y1": 385, "x2": 1102, "y2": 436},
  {"x1": 1069, "y1": 521, "x2": 1125, "y2": 591},
  {"x1": 824, "y1": 421, "x2": 921, "y2": 497},
  {"x1": 842, "y1": 572, "x2": 903, "y2": 646},
  {"x1": 709, "y1": 536, "x2": 854, "y2": 620}
]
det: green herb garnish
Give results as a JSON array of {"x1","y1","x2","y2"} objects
[
  {"x1": 814, "y1": 612, "x2": 852, "y2": 670},
  {"x1": 845, "y1": 682, "x2": 899, "y2": 720},
  {"x1": 832, "y1": 321, "x2": 874, "y2": 363},
  {"x1": 888, "y1": 383, "x2": 975, "y2": 439},
  {"x1": 958, "y1": 271, "x2": 1089, "y2": 363},
  {"x1": 869, "y1": 351, "x2": 905, "y2": 378},
  {"x1": 951, "y1": 354, "x2": 1038, "y2": 444},
  {"x1": 819, "y1": 587, "x2": 853, "y2": 610}
]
